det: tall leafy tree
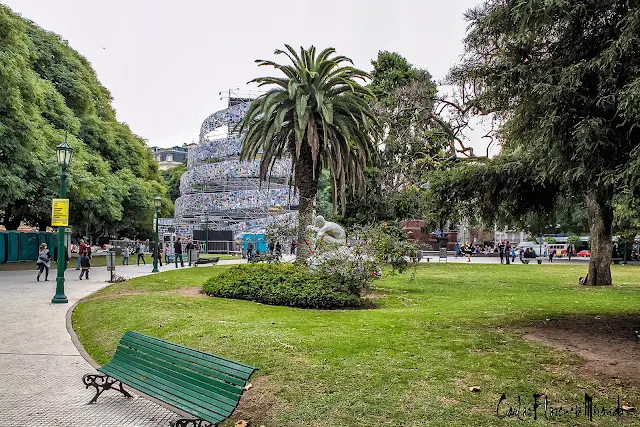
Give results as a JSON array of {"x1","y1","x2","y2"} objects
[
  {"x1": 341, "y1": 52, "x2": 448, "y2": 225},
  {"x1": 162, "y1": 161, "x2": 187, "y2": 209},
  {"x1": 238, "y1": 45, "x2": 381, "y2": 260},
  {"x1": 447, "y1": 0, "x2": 640, "y2": 285},
  {"x1": 0, "y1": 5, "x2": 169, "y2": 240}
]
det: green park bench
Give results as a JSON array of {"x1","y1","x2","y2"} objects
[
  {"x1": 82, "y1": 331, "x2": 257, "y2": 427},
  {"x1": 195, "y1": 255, "x2": 220, "y2": 266}
]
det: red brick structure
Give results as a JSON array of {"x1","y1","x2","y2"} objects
[{"x1": 400, "y1": 220, "x2": 459, "y2": 250}]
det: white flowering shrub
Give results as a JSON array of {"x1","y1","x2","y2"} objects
[{"x1": 308, "y1": 222, "x2": 418, "y2": 296}]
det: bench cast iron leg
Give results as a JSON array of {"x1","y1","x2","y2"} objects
[
  {"x1": 170, "y1": 420, "x2": 215, "y2": 427},
  {"x1": 82, "y1": 374, "x2": 133, "y2": 404}
]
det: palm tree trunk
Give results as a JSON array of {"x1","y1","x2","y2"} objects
[
  {"x1": 585, "y1": 190, "x2": 613, "y2": 286},
  {"x1": 294, "y1": 142, "x2": 319, "y2": 262}
]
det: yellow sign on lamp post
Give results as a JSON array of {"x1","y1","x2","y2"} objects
[{"x1": 51, "y1": 198, "x2": 69, "y2": 227}]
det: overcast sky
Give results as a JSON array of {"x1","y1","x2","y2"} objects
[{"x1": 4, "y1": 0, "x2": 482, "y2": 149}]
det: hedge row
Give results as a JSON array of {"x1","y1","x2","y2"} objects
[{"x1": 202, "y1": 263, "x2": 363, "y2": 309}]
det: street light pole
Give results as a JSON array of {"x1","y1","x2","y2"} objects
[
  {"x1": 52, "y1": 139, "x2": 73, "y2": 304},
  {"x1": 152, "y1": 196, "x2": 161, "y2": 273}
]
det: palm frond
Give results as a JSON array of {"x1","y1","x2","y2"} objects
[{"x1": 237, "y1": 44, "x2": 382, "y2": 213}]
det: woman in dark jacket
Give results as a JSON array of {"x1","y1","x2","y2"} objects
[{"x1": 36, "y1": 243, "x2": 51, "y2": 281}]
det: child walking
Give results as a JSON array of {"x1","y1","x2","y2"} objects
[{"x1": 79, "y1": 251, "x2": 91, "y2": 280}]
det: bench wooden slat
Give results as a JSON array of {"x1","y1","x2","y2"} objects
[
  {"x1": 92, "y1": 331, "x2": 257, "y2": 426},
  {"x1": 113, "y1": 345, "x2": 242, "y2": 404},
  {"x1": 104, "y1": 359, "x2": 236, "y2": 417},
  {"x1": 100, "y1": 365, "x2": 226, "y2": 423},
  {"x1": 119, "y1": 334, "x2": 246, "y2": 390},
  {"x1": 120, "y1": 334, "x2": 249, "y2": 387},
  {"x1": 126, "y1": 331, "x2": 255, "y2": 378}
]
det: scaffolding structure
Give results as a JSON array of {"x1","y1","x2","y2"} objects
[{"x1": 171, "y1": 94, "x2": 298, "y2": 236}]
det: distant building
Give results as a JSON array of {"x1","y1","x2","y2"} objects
[{"x1": 150, "y1": 144, "x2": 194, "y2": 170}]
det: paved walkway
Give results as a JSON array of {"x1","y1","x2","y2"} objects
[{"x1": 0, "y1": 263, "x2": 188, "y2": 426}]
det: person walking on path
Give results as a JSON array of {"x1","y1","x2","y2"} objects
[
  {"x1": 174, "y1": 238, "x2": 184, "y2": 268},
  {"x1": 566, "y1": 245, "x2": 573, "y2": 261},
  {"x1": 122, "y1": 246, "x2": 129, "y2": 265},
  {"x1": 519, "y1": 247, "x2": 524, "y2": 263},
  {"x1": 79, "y1": 251, "x2": 91, "y2": 280},
  {"x1": 498, "y1": 241, "x2": 505, "y2": 264},
  {"x1": 505, "y1": 241, "x2": 511, "y2": 265},
  {"x1": 290, "y1": 238, "x2": 296, "y2": 255},
  {"x1": 185, "y1": 239, "x2": 194, "y2": 266},
  {"x1": 455, "y1": 242, "x2": 460, "y2": 258},
  {"x1": 549, "y1": 249, "x2": 555, "y2": 263},
  {"x1": 76, "y1": 239, "x2": 87, "y2": 270},
  {"x1": 36, "y1": 243, "x2": 51, "y2": 281},
  {"x1": 137, "y1": 244, "x2": 146, "y2": 266},
  {"x1": 164, "y1": 245, "x2": 170, "y2": 265},
  {"x1": 157, "y1": 242, "x2": 163, "y2": 267},
  {"x1": 247, "y1": 240, "x2": 254, "y2": 260}
]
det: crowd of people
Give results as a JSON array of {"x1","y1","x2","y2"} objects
[
  {"x1": 245, "y1": 239, "x2": 285, "y2": 261},
  {"x1": 454, "y1": 241, "x2": 573, "y2": 264}
]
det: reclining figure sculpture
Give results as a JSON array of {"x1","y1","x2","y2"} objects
[{"x1": 309, "y1": 215, "x2": 346, "y2": 246}]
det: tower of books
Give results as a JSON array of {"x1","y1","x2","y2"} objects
[{"x1": 173, "y1": 96, "x2": 298, "y2": 234}]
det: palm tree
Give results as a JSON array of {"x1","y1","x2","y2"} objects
[{"x1": 238, "y1": 45, "x2": 381, "y2": 261}]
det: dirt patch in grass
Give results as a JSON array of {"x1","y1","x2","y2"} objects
[
  {"x1": 233, "y1": 376, "x2": 278, "y2": 425},
  {"x1": 362, "y1": 291, "x2": 387, "y2": 299},
  {"x1": 523, "y1": 315, "x2": 640, "y2": 388},
  {"x1": 161, "y1": 287, "x2": 206, "y2": 298}
]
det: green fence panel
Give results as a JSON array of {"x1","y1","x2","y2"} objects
[
  {"x1": 46, "y1": 233, "x2": 57, "y2": 254},
  {"x1": 38, "y1": 232, "x2": 47, "y2": 247},
  {"x1": 0, "y1": 232, "x2": 6, "y2": 263},
  {"x1": 6, "y1": 231, "x2": 19, "y2": 262},
  {"x1": 18, "y1": 232, "x2": 40, "y2": 261}
]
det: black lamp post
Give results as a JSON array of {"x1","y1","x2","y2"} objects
[
  {"x1": 205, "y1": 212, "x2": 209, "y2": 255},
  {"x1": 52, "y1": 140, "x2": 73, "y2": 304},
  {"x1": 152, "y1": 196, "x2": 162, "y2": 273}
]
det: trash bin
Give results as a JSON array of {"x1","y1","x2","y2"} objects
[{"x1": 189, "y1": 249, "x2": 200, "y2": 266}]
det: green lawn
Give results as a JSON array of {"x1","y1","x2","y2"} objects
[{"x1": 72, "y1": 264, "x2": 640, "y2": 426}]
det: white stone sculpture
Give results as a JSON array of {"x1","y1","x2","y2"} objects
[{"x1": 310, "y1": 215, "x2": 346, "y2": 246}]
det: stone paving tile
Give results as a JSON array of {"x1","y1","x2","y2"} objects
[
  {"x1": 0, "y1": 354, "x2": 177, "y2": 426},
  {"x1": 0, "y1": 265, "x2": 185, "y2": 427}
]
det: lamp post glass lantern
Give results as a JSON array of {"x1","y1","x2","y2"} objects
[
  {"x1": 52, "y1": 140, "x2": 73, "y2": 304},
  {"x1": 152, "y1": 196, "x2": 161, "y2": 273},
  {"x1": 56, "y1": 141, "x2": 73, "y2": 168}
]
